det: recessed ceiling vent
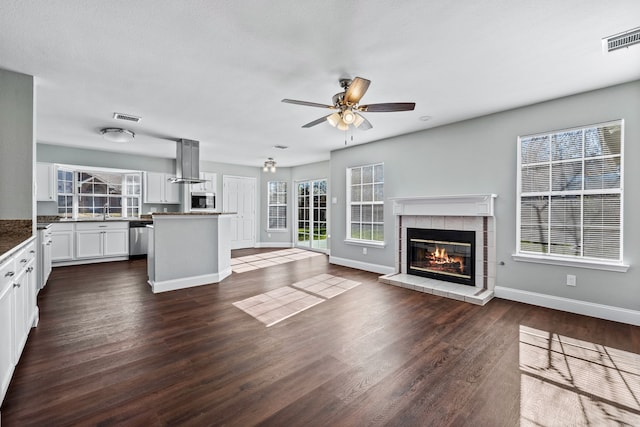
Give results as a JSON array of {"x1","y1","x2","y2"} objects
[
  {"x1": 273, "y1": 145, "x2": 289, "y2": 150},
  {"x1": 113, "y1": 112, "x2": 142, "y2": 123},
  {"x1": 603, "y1": 26, "x2": 640, "y2": 52}
]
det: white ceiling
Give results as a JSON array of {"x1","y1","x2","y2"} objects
[{"x1": 1, "y1": 1, "x2": 639, "y2": 167}]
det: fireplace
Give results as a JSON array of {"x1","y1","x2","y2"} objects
[{"x1": 407, "y1": 228, "x2": 475, "y2": 286}]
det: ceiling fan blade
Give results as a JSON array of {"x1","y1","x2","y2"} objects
[
  {"x1": 359, "y1": 102, "x2": 416, "y2": 112},
  {"x1": 302, "y1": 114, "x2": 332, "y2": 128},
  {"x1": 355, "y1": 113, "x2": 373, "y2": 130},
  {"x1": 344, "y1": 77, "x2": 371, "y2": 105},
  {"x1": 282, "y1": 99, "x2": 335, "y2": 109}
]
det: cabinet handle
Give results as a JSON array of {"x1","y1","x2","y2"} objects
[
  {"x1": 13, "y1": 283, "x2": 20, "y2": 288},
  {"x1": 4, "y1": 271, "x2": 14, "y2": 277},
  {"x1": 20, "y1": 258, "x2": 28, "y2": 263},
  {"x1": 98, "y1": 225, "x2": 108, "y2": 228},
  {"x1": 30, "y1": 250, "x2": 36, "y2": 254}
]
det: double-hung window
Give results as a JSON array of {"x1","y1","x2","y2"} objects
[
  {"x1": 56, "y1": 167, "x2": 142, "y2": 219},
  {"x1": 267, "y1": 181, "x2": 287, "y2": 230},
  {"x1": 516, "y1": 120, "x2": 624, "y2": 269},
  {"x1": 347, "y1": 163, "x2": 384, "y2": 244}
]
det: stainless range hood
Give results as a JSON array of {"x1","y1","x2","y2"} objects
[{"x1": 170, "y1": 139, "x2": 206, "y2": 184}]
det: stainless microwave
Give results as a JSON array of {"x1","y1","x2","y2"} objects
[{"x1": 191, "y1": 192, "x2": 215, "y2": 210}]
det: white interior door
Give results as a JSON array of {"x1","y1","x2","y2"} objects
[{"x1": 223, "y1": 175, "x2": 256, "y2": 249}]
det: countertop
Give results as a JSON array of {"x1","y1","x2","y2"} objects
[
  {"x1": 152, "y1": 212, "x2": 235, "y2": 216},
  {"x1": 0, "y1": 219, "x2": 34, "y2": 264}
]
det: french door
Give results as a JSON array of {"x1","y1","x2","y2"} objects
[{"x1": 296, "y1": 179, "x2": 328, "y2": 251}]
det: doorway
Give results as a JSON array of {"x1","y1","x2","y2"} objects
[
  {"x1": 296, "y1": 179, "x2": 328, "y2": 252},
  {"x1": 223, "y1": 175, "x2": 256, "y2": 249}
]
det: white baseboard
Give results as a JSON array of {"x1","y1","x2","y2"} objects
[
  {"x1": 149, "y1": 268, "x2": 232, "y2": 293},
  {"x1": 255, "y1": 242, "x2": 294, "y2": 248},
  {"x1": 329, "y1": 256, "x2": 395, "y2": 275},
  {"x1": 494, "y1": 286, "x2": 640, "y2": 326}
]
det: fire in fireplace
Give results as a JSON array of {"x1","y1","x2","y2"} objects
[{"x1": 407, "y1": 228, "x2": 475, "y2": 286}]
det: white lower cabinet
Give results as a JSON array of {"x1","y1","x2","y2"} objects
[
  {"x1": 1, "y1": 239, "x2": 38, "y2": 405},
  {"x1": 75, "y1": 222, "x2": 129, "y2": 259},
  {"x1": 50, "y1": 223, "x2": 74, "y2": 262},
  {"x1": 0, "y1": 256, "x2": 16, "y2": 404}
]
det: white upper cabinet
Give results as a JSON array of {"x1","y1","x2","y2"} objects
[
  {"x1": 36, "y1": 163, "x2": 57, "y2": 202},
  {"x1": 144, "y1": 172, "x2": 180, "y2": 204}
]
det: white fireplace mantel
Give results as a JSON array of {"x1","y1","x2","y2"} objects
[{"x1": 390, "y1": 194, "x2": 497, "y2": 217}]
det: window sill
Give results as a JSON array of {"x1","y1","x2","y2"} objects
[
  {"x1": 266, "y1": 229, "x2": 288, "y2": 233},
  {"x1": 344, "y1": 239, "x2": 387, "y2": 248},
  {"x1": 512, "y1": 253, "x2": 629, "y2": 272}
]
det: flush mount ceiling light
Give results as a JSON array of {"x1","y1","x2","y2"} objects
[
  {"x1": 263, "y1": 157, "x2": 276, "y2": 173},
  {"x1": 100, "y1": 128, "x2": 135, "y2": 143}
]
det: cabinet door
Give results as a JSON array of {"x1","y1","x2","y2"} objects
[
  {"x1": 164, "y1": 177, "x2": 180, "y2": 203},
  {"x1": 0, "y1": 277, "x2": 14, "y2": 403},
  {"x1": 202, "y1": 172, "x2": 217, "y2": 194},
  {"x1": 76, "y1": 230, "x2": 103, "y2": 259},
  {"x1": 144, "y1": 172, "x2": 165, "y2": 203},
  {"x1": 51, "y1": 231, "x2": 74, "y2": 262},
  {"x1": 103, "y1": 229, "x2": 129, "y2": 257},
  {"x1": 43, "y1": 233, "x2": 52, "y2": 285},
  {"x1": 12, "y1": 268, "x2": 28, "y2": 363},
  {"x1": 36, "y1": 163, "x2": 56, "y2": 202}
]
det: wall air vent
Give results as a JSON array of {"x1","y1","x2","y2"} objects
[
  {"x1": 603, "y1": 26, "x2": 640, "y2": 52},
  {"x1": 113, "y1": 112, "x2": 142, "y2": 123},
  {"x1": 273, "y1": 145, "x2": 289, "y2": 150}
]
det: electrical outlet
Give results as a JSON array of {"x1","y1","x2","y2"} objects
[
  {"x1": 362, "y1": 247, "x2": 367, "y2": 255},
  {"x1": 566, "y1": 274, "x2": 576, "y2": 286},
  {"x1": 268, "y1": 233, "x2": 271, "y2": 238}
]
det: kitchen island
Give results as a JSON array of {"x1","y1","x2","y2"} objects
[{"x1": 147, "y1": 213, "x2": 233, "y2": 293}]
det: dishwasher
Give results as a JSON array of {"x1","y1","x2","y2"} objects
[{"x1": 129, "y1": 220, "x2": 152, "y2": 256}]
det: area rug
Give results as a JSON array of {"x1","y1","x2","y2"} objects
[
  {"x1": 231, "y1": 248, "x2": 325, "y2": 273},
  {"x1": 233, "y1": 274, "x2": 361, "y2": 327}
]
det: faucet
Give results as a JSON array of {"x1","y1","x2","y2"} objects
[{"x1": 103, "y1": 203, "x2": 109, "y2": 220}]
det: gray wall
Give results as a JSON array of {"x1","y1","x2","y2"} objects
[
  {"x1": 329, "y1": 80, "x2": 639, "y2": 312},
  {"x1": 0, "y1": 69, "x2": 34, "y2": 220}
]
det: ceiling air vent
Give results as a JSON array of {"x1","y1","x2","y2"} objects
[
  {"x1": 603, "y1": 26, "x2": 640, "y2": 52},
  {"x1": 113, "y1": 112, "x2": 142, "y2": 123},
  {"x1": 273, "y1": 145, "x2": 289, "y2": 150}
]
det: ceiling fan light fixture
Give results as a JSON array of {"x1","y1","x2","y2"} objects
[
  {"x1": 353, "y1": 113, "x2": 365, "y2": 128},
  {"x1": 342, "y1": 109, "x2": 356, "y2": 124},
  {"x1": 263, "y1": 157, "x2": 276, "y2": 173},
  {"x1": 337, "y1": 121, "x2": 349, "y2": 131},
  {"x1": 327, "y1": 112, "x2": 342, "y2": 127},
  {"x1": 100, "y1": 128, "x2": 135, "y2": 143}
]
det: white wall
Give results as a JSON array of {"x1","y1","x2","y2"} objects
[{"x1": 329, "y1": 80, "x2": 640, "y2": 313}]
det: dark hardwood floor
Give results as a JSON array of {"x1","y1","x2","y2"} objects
[{"x1": 2, "y1": 250, "x2": 639, "y2": 426}]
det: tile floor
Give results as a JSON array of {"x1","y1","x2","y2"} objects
[
  {"x1": 231, "y1": 248, "x2": 325, "y2": 273},
  {"x1": 233, "y1": 274, "x2": 361, "y2": 327}
]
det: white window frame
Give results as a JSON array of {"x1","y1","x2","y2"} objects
[
  {"x1": 56, "y1": 164, "x2": 142, "y2": 220},
  {"x1": 267, "y1": 181, "x2": 287, "y2": 231},
  {"x1": 345, "y1": 162, "x2": 385, "y2": 247},
  {"x1": 513, "y1": 119, "x2": 628, "y2": 272}
]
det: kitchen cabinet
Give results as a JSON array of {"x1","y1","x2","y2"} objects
[
  {"x1": 75, "y1": 222, "x2": 129, "y2": 259},
  {"x1": 0, "y1": 256, "x2": 16, "y2": 404},
  {"x1": 144, "y1": 172, "x2": 180, "y2": 204},
  {"x1": 36, "y1": 162, "x2": 57, "y2": 202},
  {"x1": 50, "y1": 223, "x2": 74, "y2": 262},
  {"x1": 0, "y1": 239, "x2": 38, "y2": 405},
  {"x1": 38, "y1": 226, "x2": 53, "y2": 290},
  {"x1": 191, "y1": 172, "x2": 217, "y2": 194}
]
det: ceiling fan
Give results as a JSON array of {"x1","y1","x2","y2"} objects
[{"x1": 282, "y1": 77, "x2": 415, "y2": 131}]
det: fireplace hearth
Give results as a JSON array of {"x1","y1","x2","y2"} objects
[{"x1": 407, "y1": 228, "x2": 475, "y2": 286}]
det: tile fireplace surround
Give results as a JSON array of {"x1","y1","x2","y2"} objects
[{"x1": 379, "y1": 194, "x2": 497, "y2": 305}]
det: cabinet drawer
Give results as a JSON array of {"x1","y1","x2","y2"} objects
[
  {"x1": 75, "y1": 221, "x2": 129, "y2": 231},
  {"x1": 50, "y1": 223, "x2": 74, "y2": 232},
  {"x1": 0, "y1": 257, "x2": 16, "y2": 291}
]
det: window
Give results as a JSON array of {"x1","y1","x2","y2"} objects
[
  {"x1": 517, "y1": 120, "x2": 623, "y2": 265},
  {"x1": 267, "y1": 181, "x2": 287, "y2": 230},
  {"x1": 347, "y1": 163, "x2": 384, "y2": 243},
  {"x1": 57, "y1": 168, "x2": 74, "y2": 219},
  {"x1": 56, "y1": 167, "x2": 142, "y2": 219}
]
